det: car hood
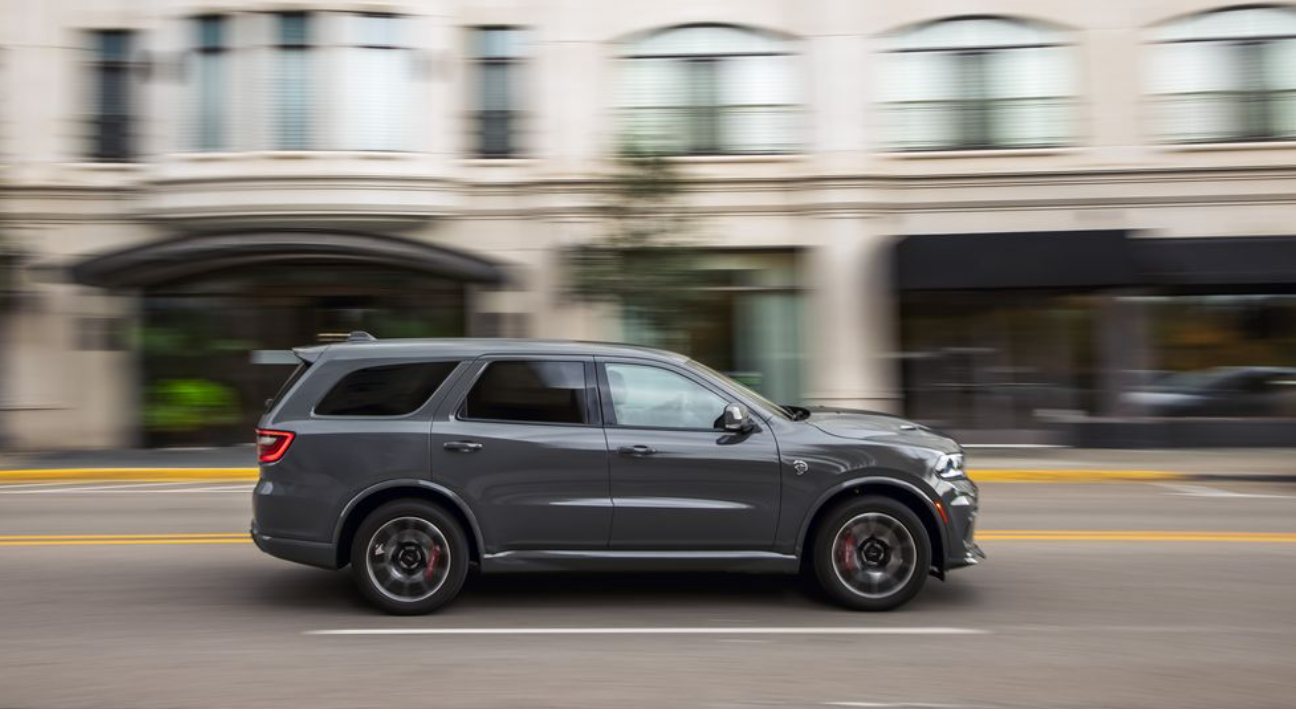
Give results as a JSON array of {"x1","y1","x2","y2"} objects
[{"x1": 804, "y1": 407, "x2": 949, "y2": 444}]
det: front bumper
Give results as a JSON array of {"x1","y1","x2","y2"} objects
[
  {"x1": 250, "y1": 521, "x2": 338, "y2": 570},
  {"x1": 941, "y1": 477, "x2": 984, "y2": 571}
]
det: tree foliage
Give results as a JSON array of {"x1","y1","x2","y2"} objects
[{"x1": 566, "y1": 145, "x2": 704, "y2": 338}]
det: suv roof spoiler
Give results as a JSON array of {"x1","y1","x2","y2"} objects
[{"x1": 291, "y1": 345, "x2": 327, "y2": 363}]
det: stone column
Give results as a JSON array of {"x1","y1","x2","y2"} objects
[{"x1": 804, "y1": 211, "x2": 900, "y2": 412}]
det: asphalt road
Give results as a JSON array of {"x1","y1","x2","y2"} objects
[{"x1": 0, "y1": 478, "x2": 1294, "y2": 709}]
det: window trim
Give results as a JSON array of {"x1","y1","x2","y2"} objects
[
  {"x1": 309, "y1": 359, "x2": 466, "y2": 420},
  {"x1": 595, "y1": 358, "x2": 742, "y2": 433},
  {"x1": 452, "y1": 356, "x2": 603, "y2": 428}
]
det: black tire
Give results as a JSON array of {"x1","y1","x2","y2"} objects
[
  {"x1": 812, "y1": 496, "x2": 931, "y2": 611},
  {"x1": 350, "y1": 500, "x2": 470, "y2": 615}
]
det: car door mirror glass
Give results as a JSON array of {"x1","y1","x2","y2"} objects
[{"x1": 722, "y1": 403, "x2": 753, "y2": 432}]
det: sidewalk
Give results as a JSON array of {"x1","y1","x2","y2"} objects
[{"x1": 0, "y1": 445, "x2": 1292, "y2": 483}]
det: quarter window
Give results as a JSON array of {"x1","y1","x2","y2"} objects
[
  {"x1": 605, "y1": 363, "x2": 727, "y2": 430},
  {"x1": 315, "y1": 361, "x2": 459, "y2": 416},
  {"x1": 463, "y1": 361, "x2": 589, "y2": 424}
]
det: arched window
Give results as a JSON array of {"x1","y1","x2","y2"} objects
[
  {"x1": 881, "y1": 17, "x2": 1074, "y2": 151},
  {"x1": 617, "y1": 25, "x2": 799, "y2": 155},
  {"x1": 1151, "y1": 6, "x2": 1296, "y2": 143}
]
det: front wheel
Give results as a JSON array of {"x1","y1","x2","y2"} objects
[
  {"x1": 350, "y1": 500, "x2": 470, "y2": 615},
  {"x1": 812, "y1": 496, "x2": 931, "y2": 611}
]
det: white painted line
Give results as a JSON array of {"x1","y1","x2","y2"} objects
[
  {"x1": 0, "y1": 481, "x2": 196, "y2": 494},
  {"x1": 307, "y1": 626, "x2": 988, "y2": 637},
  {"x1": 0, "y1": 482, "x2": 93, "y2": 490},
  {"x1": 826, "y1": 703, "x2": 971, "y2": 708},
  {"x1": 1153, "y1": 482, "x2": 1294, "y2": 499}
]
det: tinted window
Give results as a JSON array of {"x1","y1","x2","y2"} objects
[
  {"x1": 606, "y1": 363, "x2": 726, "y2": 429},
  {"x1": 315, "y1": 361, "x2": 458, "y2": 416},
  {"x1": 463, "y1": 361, "x2": 588, "y2": 424}
]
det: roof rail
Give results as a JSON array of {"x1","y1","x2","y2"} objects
[{"x1": 346, "y1": 331, "x2": 377, "y2": 343}]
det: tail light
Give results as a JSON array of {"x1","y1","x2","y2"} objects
[{"x1": 256, "y1": 429, "x2": 295, "y2": 464}]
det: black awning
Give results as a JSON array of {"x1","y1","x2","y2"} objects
[
  {"x1": 1134, "y1": 236, "x2": 1296, "y2": 287},
  {"x1": 893, "y1": 229, "x2": 1136, "y2": 291},
  {"x1": 69, "y1": 230, "x2": 507, "y2": 288}
]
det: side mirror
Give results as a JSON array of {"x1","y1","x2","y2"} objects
[{"x1": 721, "y1": 403, "x2": 754, "y2": 432}]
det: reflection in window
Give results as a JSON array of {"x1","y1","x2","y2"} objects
[
  {"x1": 618, "y1": 25, "x2": 799, "y2": 155},
  {"x1": 274, "y1": 13, "x2": 312, "y2": 150},
  {"x1": 471, "y1": 27, "x2": 525, "y2": 157},
  {"x1": 193, "y1": 16, "x2": 228, "y2": 151},
  {"x1": 1151, "y1": 7, "x2": 1296, "y2": 143},
  {"x1": 882, "y1": 17, "x2": 1073, "y2": 151},
  {"x1": 606, "y1": 363, "x2": 726, "y2": 429},
  {"x1": 342, "y1": 14, "x2": 409, "y2": 151},
  {"x1": 90, "y1": 30, "x2": 134, "y2": 161}
]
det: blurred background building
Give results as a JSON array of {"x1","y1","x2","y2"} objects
[{"x1": 2, "y1": 0, "x2": 1296, "y2": 450}]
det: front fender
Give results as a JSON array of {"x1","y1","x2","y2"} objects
[{"x1": 793, "y1": 474, "x2": 950, "y2": 566}]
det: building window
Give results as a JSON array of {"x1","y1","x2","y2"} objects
[
  {"x1": 618, "y1": 25, "x2": 799, "y2": 155},
  {"x1": 1151, "y1": 7, "x2": 1296, "y2": 144},
  {"x1": 471, "y1": 27, "x2": 525, "y2": 158},
  {"x1": 882, "y1": 17, "x2": 1073, "y2": 151},
  {"x1": 274, "y1": 13, "x2": 312, "y2": 150},
  {"x1": 89, "y1": 30, "x2": 135, "y2": 161},
  {"x1": 192, "y1": 15, "x2": 228, "y2": 151},
  {"x1": 342, "y1": 14, "x2": 409, "y2": 151}
]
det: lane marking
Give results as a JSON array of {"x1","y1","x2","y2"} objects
[
  {"x1": 969, "y1": 469, "x2": 1183, "y2": 483},
  {"x1": 0, "y1": 482, "x2": 255, "y2": 495},
  {"x1": 0, "y1": 468, "x2": 258, "y2": 484},
  {"x1": 0, "y1": 533, "x2": 249, "y2": 547},
  {"x1": 305, "y1": 627, "x2": 988, "y2": 637},
  {"x1": 978, "y1": 530, "x2": 1296, "y2": 542},
  {"x1": 826, "y1": 703, "x2": 971, "y2": 708},
  {"x1": 1153, "y1": 482, "x2": 1294, "y2": 500}
]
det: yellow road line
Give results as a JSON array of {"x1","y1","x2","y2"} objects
[
  {"x1": 0, "y1": 468, "x2": 258, "y2": 484},
  {"x1": 970, "y1": 469, "x2": 1184, "y2": 483}
]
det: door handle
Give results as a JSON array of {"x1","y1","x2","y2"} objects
[
  {"x1": 617, "y1": 445, "x2": 657, "y2": 457},
  {"x1": 444, "y1": 440, "x2": 483, "y2": 453}
]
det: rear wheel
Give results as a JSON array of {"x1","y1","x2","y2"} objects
[
  {"x1": 812, "y1": 496, "x2": 931, "y2": 611},
  {"x1": 350, "y1": 500, "x2": 469, "y2": 615}
]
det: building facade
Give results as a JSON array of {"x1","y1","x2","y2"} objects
[{"x1": 2, "y1": 0, "x2": 1296, "y2": 449}]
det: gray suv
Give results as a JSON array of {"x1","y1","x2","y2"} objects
[{"x1": 252, "y1": 335, "x2": 982, "y2": 614}]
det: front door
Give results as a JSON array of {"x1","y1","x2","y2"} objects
[
  {"x1": 598, "y1": 360, "x2": 782, "y2": 550},
  {"x1": 430, "y1": 357, "x2": 611, "y2": 552}
]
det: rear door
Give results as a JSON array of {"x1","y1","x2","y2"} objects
[
  {"x1": 598, "y1": 359, "x2": 782, "y2": 550},
  {"x1": 430, "y1": 356, "x2": 612, "y2": 552}
]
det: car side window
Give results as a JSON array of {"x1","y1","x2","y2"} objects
[
  {"x1": 462, "y1": 360, "x2": 589, "y2": 424},
  {"x1": 605, "y1": 363, "x2": 727, "y2": 430},
  {"x1": 315, "y1": 361, "x2": 459, "y2": 416}
]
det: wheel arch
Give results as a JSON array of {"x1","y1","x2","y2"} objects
[
  {"x1": 333, "y1": 480, "x2": 484, "y2": 569},
  {"x1": 796, "y1": 477, "x2": 948, "y2": 576}
]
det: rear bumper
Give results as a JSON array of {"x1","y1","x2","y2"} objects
[{"x1": 250, "y1": 521, "x2": 338, "y2": 570}]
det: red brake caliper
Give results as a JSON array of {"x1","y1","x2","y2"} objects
[
  {"x1": 839, "y1": 532, "x2": 857, "y2": 571},
  {"x1": 425, "y1": 544, "x2": 442, "y2": 580}
]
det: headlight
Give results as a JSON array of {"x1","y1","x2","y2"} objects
[{"x1": 934, "y1": 453, "x2": 966, "y2": 480}]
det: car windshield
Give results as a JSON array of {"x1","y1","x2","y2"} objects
[{"x1": 684, "y1": 360, "x2": 796, "y2": 421}]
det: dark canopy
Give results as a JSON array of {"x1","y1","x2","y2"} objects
[
  {"x1": 893, "y1": 229, "x2": 1137, "y2": 291},
  {"x1": 70, "y1": 230, "x2": 507, "y2": 289},
  {"x1": 1134, "y1": 236, "x2": 1296, "y2": 287}
]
